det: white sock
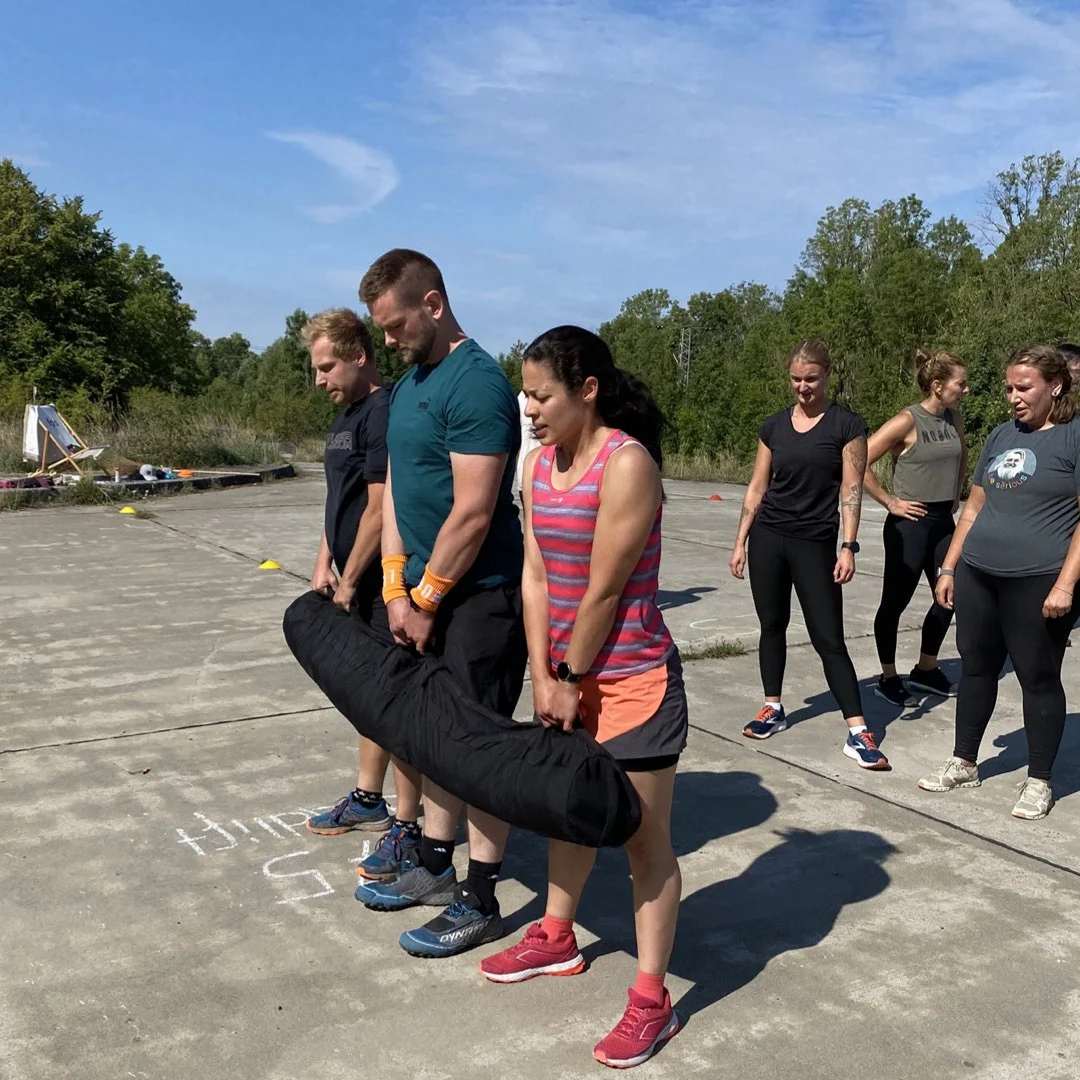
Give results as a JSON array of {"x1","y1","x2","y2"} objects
[
  {"x1": 764, "y1": 701, "x2": 782, "y2": 713},
  {"x1": 848, "y1": 724, "x2": 867, "y2": 735}
]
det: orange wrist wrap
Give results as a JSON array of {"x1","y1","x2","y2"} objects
[
  {"x1": 381, "y1": 555, "x2": 409, "y2": 605},
  {"x1": 410, "y1": 566, "x2": 456, "y2": 612}
]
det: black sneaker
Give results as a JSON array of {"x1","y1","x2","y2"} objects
[
  {"x1": 906, "y1": 666, "x2": 956, "y2": 698},
  {"x1": 874, "y1": 675, "x2": 916, "y2": 708}
]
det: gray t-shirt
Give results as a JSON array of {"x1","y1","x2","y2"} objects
[{"x1": 963, "y1": 418, "x2": 1080, "y2": 576}]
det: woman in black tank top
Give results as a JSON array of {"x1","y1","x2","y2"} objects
[{"x1": 863, "y1": 349, "x2": 969, "y2": 707}]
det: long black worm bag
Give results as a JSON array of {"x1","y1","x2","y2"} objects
[{"x1": 283, "y1": 591, "x2": 641, "y2": 847}]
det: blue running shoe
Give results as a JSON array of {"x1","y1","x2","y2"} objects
[
  {"x1": 356, "y1": 822, "x2": 420, "y2": 881},
  {"x1": 399, "y1": 889, "x2": 504, "y2": 958},
  {"x1": 843, "y1": 729, "x2": 891, "y2": 771},
  {"x1": 743, "y1": 704, "x2": 787, "y2": 740},
  {"x1": 306, "y1": 792, "x2": 391, "y2": 835},
  {"x1": 356, "y1": 859, "x2": 457, "y2": 911}
]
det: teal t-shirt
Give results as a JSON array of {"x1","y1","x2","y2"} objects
[{"x1": 387, "y1": 338, "x2": 523, "y2": 587}]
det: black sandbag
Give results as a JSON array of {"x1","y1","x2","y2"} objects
[{"x1": 283, "y1": 590, "x2": 641, "y2": 848}]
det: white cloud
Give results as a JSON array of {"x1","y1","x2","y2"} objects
[
  {"x1": 407, "y1": 0, "x2": 1080, "y2": 258},
  {"x1": 267, "y1": 131, "x2": 399, "y2": 221}
]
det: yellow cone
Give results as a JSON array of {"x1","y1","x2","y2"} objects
[
  {"x1": 258, "y1": 559, "x2": 282, "y2": 570},
  {"x1": 119, "y1": 506, "x2": 138, "y2": 515}
]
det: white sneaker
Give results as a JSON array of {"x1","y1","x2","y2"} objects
[
  {"x1": 1011, "y1": 778, "x2": 1053, "y2": 820},
  {"x1": 917, "y1": 757, "x2": 981, "y2": 792}
]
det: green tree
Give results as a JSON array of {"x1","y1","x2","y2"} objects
[{"x1": 0, "y1": 159, "x2": 197, "y2": 410}]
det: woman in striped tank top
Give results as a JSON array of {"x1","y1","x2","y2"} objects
[{"x1": 478, "y1": 326, "x2": 687, "y2": 1070}]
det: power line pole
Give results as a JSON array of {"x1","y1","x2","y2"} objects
[{"x1": 673, "y1": 328, "x2": 692, "y2": 387}]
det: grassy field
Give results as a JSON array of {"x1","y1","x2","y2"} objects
[
  {"x1": 663, "y1": 449, "x2": 753, "y2": 484},
  {"x1": 0, "y1": 414, "x2": 324, "y2": 477},
  {"x1": 3, "y1": 411, "x2": 765, "y2": 486}
]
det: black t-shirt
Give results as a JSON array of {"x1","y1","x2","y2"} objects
[
  {"x1": 755, "y1": 404, "x2": 868, "y2": 541},
  {"x1": 324, "y1": 390, "x2": 389, "y2": 597}
]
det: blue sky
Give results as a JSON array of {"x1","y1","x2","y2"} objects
[{"x1": 3, "y1": 0, "x2": 1080, "y2": 355}]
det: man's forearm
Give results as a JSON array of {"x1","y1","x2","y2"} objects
[
  {"x1": 426, "y1": 505, "x2": 494, "y2": 582},
  {"x1": 315, "y1": 530, "x2": 332, "y2": 570},
  {"x1": 341, "y1": 506, "x2": 382, "y2": 587},
  {"x1": 381, "y1": 474, "x2": 406, "y2": 558}
]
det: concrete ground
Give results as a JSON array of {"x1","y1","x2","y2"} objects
[{"x1": 3, "y1": 472, "x2": 1080, "y2": 1080}]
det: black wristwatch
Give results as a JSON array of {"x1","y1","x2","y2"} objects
[
  {"x1": 556, "y1": 661, "x2": 582, "y2": 684},
  {"x1": 841, "y1": 541, "x2": 860, "y2": 554}
]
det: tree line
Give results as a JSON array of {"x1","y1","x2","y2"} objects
[{"x1": 3, "y1": 153, "x2": 1080, "y2": 465}]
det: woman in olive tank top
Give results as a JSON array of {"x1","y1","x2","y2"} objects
[{"x1": 863, "y1": 349, "x2": 969, "y2": 707}]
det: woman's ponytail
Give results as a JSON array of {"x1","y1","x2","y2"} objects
[
  {"x1": 597, "y1": 367, "x2": 666, "y2": 467},
  {"x1": 522, "y1": 326, "x2": 667, "y2": 466}
]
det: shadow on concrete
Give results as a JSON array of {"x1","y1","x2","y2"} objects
[
  {"x1": 657, "y1": 586, "x2": 718, "y2": 612},
  {"x1": 506, "y1": 825, "x2": 895, "y2": 1027},
  {"x1": 668, "y1": 827, "x2": 895, "y2": 1025},
  {"x1": 784, "y1": 673, "x2": 957, "y2": 738},
  {"x1": 501, "y1": 769, "x2": 779, "y2": 941},
  {"x1": 979, "y1": 715, "x2": 1080, "y2": 802}
]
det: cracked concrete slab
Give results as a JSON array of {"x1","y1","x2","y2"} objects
[{"x1": 2, "y1": 477, "x2": 1079, "y2": 1080}]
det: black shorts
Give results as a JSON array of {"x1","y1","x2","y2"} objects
[
  {"x1": 426, "y1": 580, "x2": 527, "y2": 717},
  {"x1": 352, "y1": 586, "x2": 393, "y2": 646}
]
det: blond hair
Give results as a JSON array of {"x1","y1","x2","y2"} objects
[
  {"x1": 1008, "y1": 344, "x2": 1077, "y2": 424},
  {"x1": 914, "y1": 348, "x2": 964, "y2": 395},
  {"x1": 301, "y1": 308, "x2": 375, "y2": 363},
  {"x1": 787, "y1": 339, "x2": 831, "y2": 372}
]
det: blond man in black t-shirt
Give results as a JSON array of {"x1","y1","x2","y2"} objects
[{"x1": 299, "y1": 310, "x2": 424, "y2": 871}]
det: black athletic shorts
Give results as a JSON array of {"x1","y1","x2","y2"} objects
[{"x1": 425, "y1": 579, "x2": 527, "y2": 717}]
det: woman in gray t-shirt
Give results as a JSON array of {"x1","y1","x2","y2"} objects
[{"x1": 918, "y1": 345, "x2": 1080, "y2": 820}]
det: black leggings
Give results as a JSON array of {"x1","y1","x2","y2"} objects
[
  {"x1": 748, "y1": 525, "x2": 863, "y2": 719},
  {"x1": 873, "y1": 504, "x2": 955, "y2": 667},
  {"x1": 954, "y1": 561, "x2": 1075, "y2": 780}
]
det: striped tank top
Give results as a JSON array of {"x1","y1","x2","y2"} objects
[{"x1": 531, "y1": 430, "x2": 674, "y2": 680}]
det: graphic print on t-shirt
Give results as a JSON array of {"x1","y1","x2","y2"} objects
[
  {"x1": 985, "y1": 447, "x2": 1037, "y2": 490},
  {"x1": 326, "y1": 429, "x2": 354, "y2": 452}
]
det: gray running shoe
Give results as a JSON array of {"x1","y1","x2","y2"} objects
[
  {"x1": 1012, "y1": 778, "x2": 1053, "y2": 820},
  {"x1": 355, "y1": 859, "x2": 458, "y2": 911},
  {"x1": 917, "y1": 757, "x2": 981, "y2": 792}
]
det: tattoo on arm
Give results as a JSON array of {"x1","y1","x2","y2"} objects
[
  {"x1": 841, "y1": 438, "x2": 866, "y2": 535},
  {"x1": 845, "y1": 437, "x2": 868, "y2": 477},
  {"x1": 739, "y1": 504, "x2": 757, "y2": 525}
]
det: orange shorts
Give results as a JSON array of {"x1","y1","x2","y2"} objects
[{"x1": 573, "y1": 655, "x2": 688, "y2": 763}]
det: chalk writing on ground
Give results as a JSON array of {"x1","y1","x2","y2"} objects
[{"x1": 171, "y1": 803, "x2": 396, "y2": 906}]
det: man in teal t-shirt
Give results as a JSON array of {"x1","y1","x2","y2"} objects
[
  {"x1": 387, "y1": 336, "x2": 523, "y2": 587},
  {"x1": 354, "y1": 248, "x2": 526, "y2": 962}
]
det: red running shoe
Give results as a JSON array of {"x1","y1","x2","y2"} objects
[
  {"x1": 593, "y1": 988, "x2": 680, "y2": 1069},
  {"x1": 478, "y1": 922, "x2": 585, "y2": 983}
]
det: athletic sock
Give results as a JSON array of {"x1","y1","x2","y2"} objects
[
  {"x1": 461, "y1": 859, "x2": 501, "y2": 914},
  {"x1": 351, "y1": 787, "x2": 383, "y2": 809},
  {"x1": 418, "y1": 835, "x2": 455, "y2": 876},
  {"x1": 540, "y1": 914, "x2": 575, "y2": 944},
  {"x1": 633, "y1": 971, "x2": 667, "y2": 1007},
  {"x1": 764, "y1": 701, "x2": 783, "y2": 714},
  {"x1": 848, "y1": 724, "x2": 868, "y2": 736},
  {"x1": 394, "y1": 818, "x2": 422, "y2": 840}
]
